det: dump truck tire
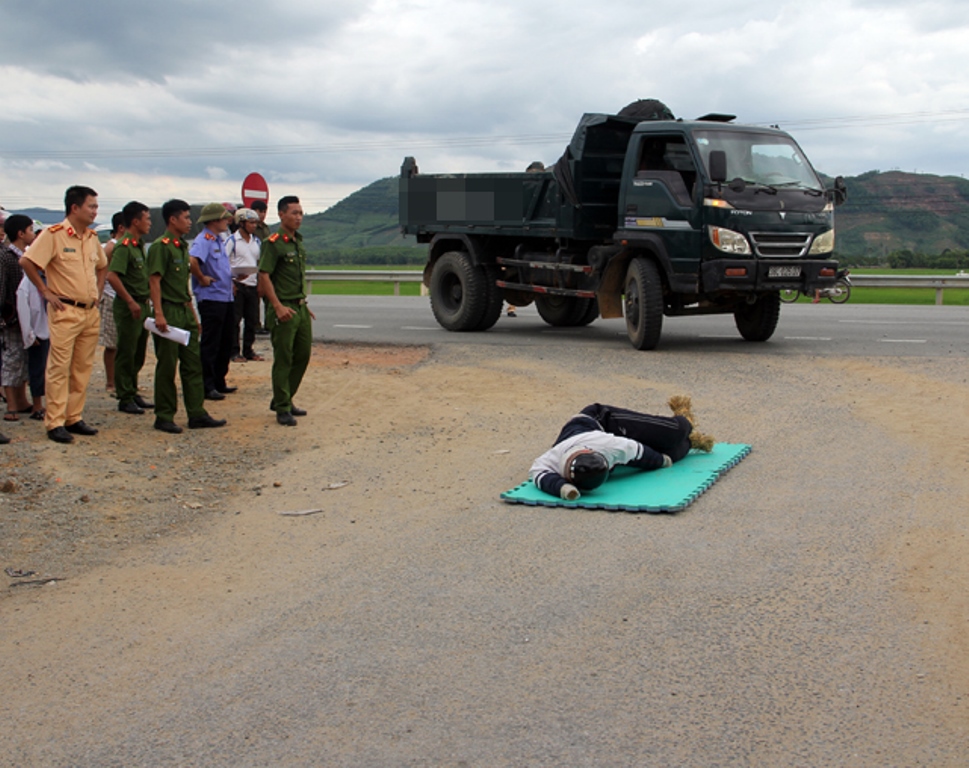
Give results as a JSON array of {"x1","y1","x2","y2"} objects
[
  {"x1": 430, "y1": 251, "x2": 489, "y2": 331},
  {"x1": 624, "y1": 258, "x2": 663, "y2": 350},
  {"x1": 472, "y1": 263, "x2": 505, "y2": 331},
  {"x1": 576, "y1": 298, "x2": 599, "y2": 326},
  {"x1": 734, "y1": 292, "x2": 781, "y2": 341},
  {"x1": 535, "y1": 295, "x2": 588, "y2": 327}
]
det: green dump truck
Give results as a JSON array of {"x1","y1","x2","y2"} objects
[{"x1": 399, "y1": 100, "x2": 846, "y2": 349}]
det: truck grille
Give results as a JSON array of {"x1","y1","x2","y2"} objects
[{"x1": 749, "y1": 232, "x2": 812, "y2": 258}]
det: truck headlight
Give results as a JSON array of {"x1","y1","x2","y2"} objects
[
  {"x1": 708, "y1": 226, "x2": 751, "y2": 255},
  {"x1": 809, "y1": 229, "x2": 835, "y2": 254}
]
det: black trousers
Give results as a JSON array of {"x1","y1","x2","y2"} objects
[
  {"x1": 232, "y1": 284, "x2": 260, "y2": 358},
  {"x1": 555, "y1": 403, "x2": 693, "y2": 462},
  {"x1": 197, "y1": 300, "x2": 235, "y2": 393}
]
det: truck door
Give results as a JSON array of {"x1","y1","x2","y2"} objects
[{"x1": 621, "y1": 134, "x2": 702, "y2": 278}]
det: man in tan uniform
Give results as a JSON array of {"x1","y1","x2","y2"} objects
[{"x1": 20, "y1": 185, "x2": 108, "y2": 444}]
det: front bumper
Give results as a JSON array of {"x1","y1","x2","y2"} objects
[{"x1": 701, "y1": 258, "x2": 838, "y2": 293}]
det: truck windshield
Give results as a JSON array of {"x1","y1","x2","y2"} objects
[{"x1": 694, "y1": 130, "x2": 822, "y2": 191}]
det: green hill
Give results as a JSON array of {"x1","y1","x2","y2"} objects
[{"x1": 297, "y1": 170, "x2": 969, "y2": 264}]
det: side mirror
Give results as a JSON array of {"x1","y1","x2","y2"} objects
[
  {"x1": 708, "y1": 150, "x2": 727, "y2": 183},
  {"x1": 827, "y1": 175, "x2": 847, "y2": 207}
]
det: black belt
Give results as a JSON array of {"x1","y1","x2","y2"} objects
[{"x1": 59, "y1": 298, "x2": 95, "y2": 309}]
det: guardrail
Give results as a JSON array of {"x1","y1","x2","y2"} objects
[
  {"x1": 849, "y1": 275, "x2": 969, "y2": 305},
  {"x1": 305, "y1": 269, "x2": 423, "y2": 296},
  {"x1": 303, "y1": 270, "x2": 969, "y2": 303}
]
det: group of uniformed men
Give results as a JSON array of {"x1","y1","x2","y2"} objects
[{"x1": 11, "y1": 185, "x2": 314, "y2": 445}]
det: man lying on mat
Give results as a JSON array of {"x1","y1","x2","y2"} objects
[{"x1": 529, "y1": 397, "x2": 714, "y2": 501}]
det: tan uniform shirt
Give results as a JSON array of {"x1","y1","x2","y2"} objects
[{"x1": 24, "y1": 219, "x2": 107, "y2": 304}]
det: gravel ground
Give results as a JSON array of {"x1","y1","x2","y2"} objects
[{"x1": 1, "y1": 338, "x2": 967, "y2": 766}]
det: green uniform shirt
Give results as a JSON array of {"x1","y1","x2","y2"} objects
[
  {"x1": 109, "y1": 235, "x2": 150, "y2": 300},
  {"x1": 147, "y1": 230, "x2": 192, "y2": 304},
  {"x1": 259, "y1": 229, "x2": 306, "y2": 302}
]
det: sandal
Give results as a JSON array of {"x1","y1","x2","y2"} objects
[
  {"x1": 30, "y1": 409, "x2": 45, "y2": 421},
  {"x1": 246, "y1": 354, "x2": 265, "y2": 361},
  {"x1": 4, "y1": 412, "x2": 18, "y2": 422}
]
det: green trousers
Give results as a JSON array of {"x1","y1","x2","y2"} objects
[
  {"x1": 267, "y1": 302, "x2": 312, "y2": 413},
  {"x1": 113, "y1": 296, "x2": 151, "y2": 405},
  {"x1": 152, "y1": 302, "x2": 207, "y2": 423}
]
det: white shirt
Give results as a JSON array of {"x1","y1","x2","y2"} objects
[
  {"x1": 529, "y1": 429, "x2": 643, "y2": 487},
  {"x1": 17, "y1": 273, "x2": 49, "y2": 347},
  {"x1": 226, "y1": 231, "x2": 261, "y2": 287}
]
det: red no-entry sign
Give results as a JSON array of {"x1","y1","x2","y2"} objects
[{"x1": 241, "y1": 173, "x2": 269, "y2": 208}]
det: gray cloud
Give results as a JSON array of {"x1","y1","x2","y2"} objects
[{"x1": 3, "y1": 0, "x2": 969, "y2": 212}]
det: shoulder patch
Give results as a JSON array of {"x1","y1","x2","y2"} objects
[
  {"x1": 161, "y1": 237, "x2": 171, "y2": 245},
  {"x1": 49, "y1": 224, "x2": 64, "y2": 233},
  {"x1": 122, "y1": 238, "x2": 131, "y2": 246},
  {"x1": 268, "y1": 233, "x2": 280, "y2": 243},
  {"x1": 204, "y1": 233, "x2": 216, "y2": 241}
]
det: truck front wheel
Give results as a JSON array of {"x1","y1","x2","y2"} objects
[
  {"x1": 430, "y1": 251, "x2": 490, "y2": 331},
  {"x1": 624, "y1": 258, "x2": 663, "y2": 350},
  {"x1": 734, "y1": 292, "x2": 781, "y2": 342}
]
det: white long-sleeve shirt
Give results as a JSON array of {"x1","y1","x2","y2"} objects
[{"x1": 17, "y1": 273, "x2": 49, "y2": 348}]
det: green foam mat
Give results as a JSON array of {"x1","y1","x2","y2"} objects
[{"x1": 501, "y1": 443, "x2": 751, "y2": 513}]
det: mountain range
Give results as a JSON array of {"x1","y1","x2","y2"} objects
[{"x1": 14, "y1": 170, "x2": 969, "y2": 260}]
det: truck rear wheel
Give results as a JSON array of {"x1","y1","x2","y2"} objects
[
  {"x1": 430, "y1": 251, "x2": 490, "y2": 331},
  {"x1": 535, "y1": 295, "x2": 591, "y2": 327},
  {"x1": 734, "y1": 292, "x2": 781, "y2": 341},
  {"x1": 624, "y1": 258, "x2": 663, "y2": 350}
]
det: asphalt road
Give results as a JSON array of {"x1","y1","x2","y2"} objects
[
  {"x1": 309, "y1": 295, "x2": 969, "y2": 357},
  {"x1": 4, "y1": 302, "x2": 968, "y2": 766}
]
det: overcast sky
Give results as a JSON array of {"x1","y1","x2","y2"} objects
[{"x1": 3, "y1": 0, "x2": 969, "y2": 220}]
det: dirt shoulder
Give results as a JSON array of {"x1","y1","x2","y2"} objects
[{"x1": 0, "y1": 340, "x2": 430, "y2": 587}]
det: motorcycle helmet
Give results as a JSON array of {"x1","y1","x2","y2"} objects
[{"x1": 564, "y1": 449, "x2": 609, "y2": 491}]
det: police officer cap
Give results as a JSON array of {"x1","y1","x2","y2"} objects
[
  {"x1": 234, "y1": 208, "x2": 259, "y2": 224},
  {"x1": 198, "y1": 202, "x2": 233, "y2": 224},
  {"x1": 565, "y1": 449, "x2": 610, "y2": 491}
]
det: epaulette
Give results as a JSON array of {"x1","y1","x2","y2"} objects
[
  {"x1": 122, "y1": 238, "x2": 131, "y2": 246},
  {"x1": 204, "y1": 233, "x2": 216, "y2": 241},
  {"x1": 268, "y1": 233, "x2": 280, "y2": 243},
  {"x1": 161, "y1": 237, "x2": 171, "y2": 245},
  {"x1": 49, "y1": 224, "x2": 64, "y2": 233}
]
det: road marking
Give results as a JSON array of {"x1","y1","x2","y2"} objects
[
  {"x1": 840, "y1": 319, "x2": 969, "y2": 326},
  {"x1": 332, "y1": 324, "x2": 373, "y2": 329},
  {"x1": 879, "y1": 338, "x2": 927, "y2": 343},
  {"x1": 785, "y1": 336, "x2": 833, "y2": 341}
]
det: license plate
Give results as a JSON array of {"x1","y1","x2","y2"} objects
[{"x1": 768, "y1": 266, "x2": 801, "y2": 278}]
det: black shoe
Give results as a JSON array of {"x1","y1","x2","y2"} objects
[
  {"x1": 154, "y1": 420, "x2": 183, "y2": 434},
  {"x1": 133, "y1": 395, "x2": 154, "y2": 409},
  {"x1": 205, "y1": 389, "x2": 226, "y2": 401},
  {"x1": 118, "y1": 401, "x2": 145, "y2": 415},
  {"x1": 218, "y1": 386, "x2": 238, "y2": 394},
  {"x1": 276, "y1": 411, "x2": 298, "y2": 427},
  {"x1": 270, "y1": 400, "x2": 306, "y2": 416},
  {"x1": 47, "y1": 427, "x2": 74, "y2": 443},
  {"x1": 188, "y1": 414, "x2": 227, "y2": 429},
  {"x1": 65, "y1": 420, "x2": 98, "y2": 436},
  {"x1": 0, "y1": 432, "x2": 10, "y2": 445}
]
